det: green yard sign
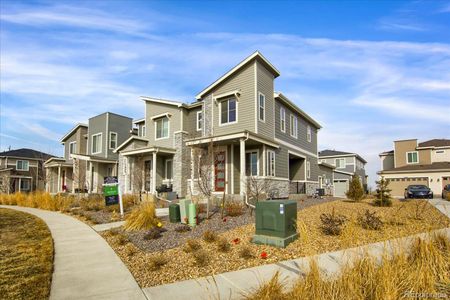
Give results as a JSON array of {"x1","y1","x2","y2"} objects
[{"x1": 103, "y1": 185, "x2": 119, "y2": 197}]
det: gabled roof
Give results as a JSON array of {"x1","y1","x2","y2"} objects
[
  {"x1": 379, "y1": 161, "x2": 450, "y2": 173},
  {"x1": 141, "y1": 97, "x2": 202, "y2": 109},
  {"x1": 61, "y1": 123, "x2": 88, "y2": 143},
  {"x1": 319, "y1": 149, "x2": 367, "y2": 164},
  {"x1": 133, "y1": 118, "x2": 145, "y2": 124},
  {"x1": 274, "y1": 92, "x2": 322, "y2": 129},
  {"x1": 195, "y1": 51, "x2": 281, "y2": 100},
  {"x1": 0, "y1": 148, "x2": 54, "y2": 160},
  {"x1": 418, "y1": 139, "x2": 450, "y2": 148},
  {"x1": 380, "y1": 150, "x2": 394, "y2": 156},
  {"x1": 114, "y1": 136, "x2": 149, "y2": 153}
]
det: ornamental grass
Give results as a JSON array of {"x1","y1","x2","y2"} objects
[{"x1": 123, "y1": 201, "x2": 159, "y2": 231}]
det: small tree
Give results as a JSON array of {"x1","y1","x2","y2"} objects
[
  {"x1": 245, "y1": 176, "x2": 274, "y2": 214},
  {"x1": 374, "y1": 176, "x2": 392, "y2": 207},
  {"x1": 131, "y1": 156, "x2": 145, "y2": 202},
  {"x1": 346, "y1": 176, "x2": 364, "y2": 202},
  {"x1": 193, "y1": 141, "x2": 216, "y2": 219}
]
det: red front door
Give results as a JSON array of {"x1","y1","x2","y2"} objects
[{"x1": 214, "y1": 151, "x2": 226, "y2": 192}]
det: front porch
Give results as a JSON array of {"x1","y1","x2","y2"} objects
[
  {"x1": 71, "y1": 154, "x2": 117, "y2": 194},
  {"x1": 44, "y1": 158, "x2": 74, "y2": 193}
]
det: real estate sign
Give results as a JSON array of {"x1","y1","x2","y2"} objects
[{"x1": 103, "y1": 176, "x2": 119, "y2": 206}]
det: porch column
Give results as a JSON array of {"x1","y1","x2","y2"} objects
[
  {"x1": 240, "y1": 138, "x2": 246, "y2": 196},
  {"x1": 87, "y1": 161, "x2": 92, "y2": 193},
  {"x1": 18, "y1": 178, "x2": 22, "y2": 193},
  {"x1": 57, "y1": 166, "x2": 61, "y2": 193},
  {"x1": 190, "y1": 149, "x2": 195, "y2": 194},
  {"x1": 152, "y1": 152, "x2": 157, "y2": 193}
]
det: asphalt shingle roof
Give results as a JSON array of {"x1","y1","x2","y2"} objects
[
  {"x1": 418, "y1": 139, "x2": 450, "y2": 148},
  {"x1": 381, "y1": 162, "x2": 450, "y2": 172},
  {"x1": 318, "y1": 149, "x2": 353, "y2": 156},
  {"x1": 0, "y1": 148, "x2": 54, "y2": 160}
]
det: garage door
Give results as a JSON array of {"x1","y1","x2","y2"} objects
[
  {"x1": 443, "y1": 177, "x2": 450, "y2": 189},
  {"x1": 334, "y1": 180, "x2": 349, "y2": 197},
  {"x1": 386, "y1": 177, "x2": 428, "y2": 197}
]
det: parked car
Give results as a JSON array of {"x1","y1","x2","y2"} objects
[
  {"x1": 442, "y1": 184, "x2": 450, "y2": 199},
  {"x1": 404, "y1": 185, "x2": 433, "y2": 199}
]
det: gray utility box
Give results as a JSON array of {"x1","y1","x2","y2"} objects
[{"x1": 252, "y1": 200, "x2": 298, "y2": 248}]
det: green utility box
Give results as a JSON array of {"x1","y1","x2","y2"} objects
[
  {"x1": 179, "y1": 199, "x2": 192, "y2": 224},
  {"x1": 169, "y1": 204, "x2": 181, "y2": 223},
  {"x1": 252, "y1": 200, "x2": 298, "y2": 248}
]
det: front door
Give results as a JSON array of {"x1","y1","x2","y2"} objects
[{"x1": 214, "y1": 151, "x2": 226, "y2": 192}]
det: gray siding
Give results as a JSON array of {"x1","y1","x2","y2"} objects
[
  {"x1": 64, "y1": 133, "x2": 77, "y2": 161},
  {"x1": 88, "y1": 113, "x2": 107, "y2": 157},
  {"x1": 184, "y1": 106, "x2": 202, "y2": 139},
  {"x1": 107, "y1": 114, "x2": 132, "y2": 159},
  {"x1": 256, "y1": 61, "x2": 275, "y2": 138},
  {"x1": 319, "y1": 165, "x2": 334, "y2": 183},
  {"x1": 320, "y1": 156, "x2": 354, "y2": 173},
  {"x1": 275, "y1": 144, "x2": 319, "y2": 182},
  {"x1": 334, "y1": 172, "x2": 352, "y2": 180},
  {"x1": 145, "y1": 102, "x2": 182, "y2": 148}
]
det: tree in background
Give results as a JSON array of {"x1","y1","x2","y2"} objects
[
  {"x1": 346, "y1": 176, "x2": 365, "y2": 202},
  {"x1": 374, "y1": 176, "x2": 392, "y2": 207}
]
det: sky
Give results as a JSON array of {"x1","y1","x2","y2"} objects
[{"x1": 1, "y1": 0, "x2": 449, "y2": 188}]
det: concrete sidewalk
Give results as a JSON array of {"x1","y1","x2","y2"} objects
[
  {"x1": 427, "y1": 198, "x2": 450, "y2": 218},
  {"x1": 0, "y1": 205, "x2": 146, "y2": 300}
]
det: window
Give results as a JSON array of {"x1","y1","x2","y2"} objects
[
  {"x1": 20, "y1": 179, "x2": 30, "y2": 191},
  {"x1": 436, "y1": 150, "x2": 445, "y2": 154},
  {"x1": 280, "y1": 107, "x2": 286, "y2": 132},
  {"x1": 266, "y1": 150, "x2": 275, "y2": 177},
  {"x1": 69, "y1": 141, "x2": 76, "y2": 154},
  {"x1": 92, "y1": 133, "x2": 102, "y2": 154},
  {"x1": 107, "y1": 166, "x2": 113, "y2": 176},
  {"x1": 109, "y1": 132, "x2": 117, "y2": 149},
  {"x1": 155, "y1": 117, "x2": 169, "y2": 139},
  {"x1": 407, "y1": 151, "x2": 418, "y2": 164},
  {"x1": 258, "y1": 93, "x2": 265, "y2": 122},
  {"x1": 220, "y1": 98, "x2": 237, "y2": 125},
  {"x1": 16, "y1": 160, "x2": 29, "y2": 171},
  {"x1": 290, "y1": 114, "x2": 298, "y2": 138},
  {"x1": 245, "y1": 151, "x2": 258, "y2": 176},
  {"x1": 335, "y1": 158, "x2": 345, "y2": 169},
  {"x1": 141, "y1": 125, "x2": 146, "y2": 137},
  {"x1": 196, "y1": 111, "x2": 203, "y2": 131},
  {"x1": 165, "y1": 159, "x2": 173, "y2": 180},
  {"x1": 307, "y1": 126, "x2": 311, "y2": 142},
  {"x1": 307, "y1": 161, "x2": 311, "y2": 179}
]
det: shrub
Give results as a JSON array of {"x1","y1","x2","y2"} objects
[
  {"x1": 217, "y1": 237, "x2": 231, "y2": 252},
  {"x1": 446, "y1": 193, "x2": 450, "y2": 201},
  {"x1": 192, "y1": 250, "x2": 209, "y2": 266},
  {"x1": 110, "y1": 228, "x2": 120, "y2": 236},
  {"x1": 124, "y1": 201, "x2": 158, "y2": 231},
  {"x1": 115, "y1": 233, "x2": 129, "y2": 246},
  {"x1": 374, "y1": 177, "x2": 392, "y2": 207},
  {"x1": 320, "y1": 208, "x2": 347, "y2": 235},
  {"x1": 183, "y1": 239, "x2": 202, "y2": 253},
  {"x1": 411, "y1": 200, "x2": 430, "y2": 220},
  {"x1": 239, "y1": 246, "x2": 254, "y2": 259},
  {"x1": 144, "y1": 228, "x2": 163, "y2": 240},
  {"x1": 225, "y1": 200, "x2": 245, "y2": 217},
  {"x1": 202, "y1": 230, "x2": 217, "y2": 243},
  {"x1": 346, "y1": 176, "x2": 365, "y2": 202},
  {"x1": 148, "y1": 254, "x2": 168, "y2": 271},
  {"x1": 357, "y1": 210, "x2": 383, "y2": 230},
  {"x1": 124, "y1": 244, "x2": 136, "y2": 257},
  {"x1": 174, "y1": 225, "x2": 191, "y2": 233},
  {"x1": 80, "y1": 195, "x2": 104, "y2": 211}
]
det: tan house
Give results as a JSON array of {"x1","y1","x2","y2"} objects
[{"x1": 378, "y1": 139, "x2": 450, "y2": 197}]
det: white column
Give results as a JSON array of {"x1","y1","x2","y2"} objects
[
  {"x1": 88, "y1": 161, "x2": 92, "y2": 193},
  {"x1": 190, "y1": 149, "x2": 195, "y2": 194},
  {"x1": 152, "y1": 152, "x2": 157, "y2": 193},
  {"x1": 57, "y1": 166, "x2": 61, "y2": 193},
  {"x1": 240, "y1": 138, "x2": 246, "y2": 196},
  {"x1": 230, "y1": 144, "x2": 234, "y2": 194},
  {"x1": 18, "y1": 178, "x2": 22, "y2": 192}
]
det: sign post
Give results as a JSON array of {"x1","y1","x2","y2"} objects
[{"x1": 103, "y1": 176, "x2": 124, "y2": 217}]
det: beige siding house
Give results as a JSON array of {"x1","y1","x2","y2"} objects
[{"x1": 378, "y1": 139, "x2": 450, "y2": 197}]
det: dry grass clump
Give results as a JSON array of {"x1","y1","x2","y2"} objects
[
  {"x1": 357, "y1": 210, "x2": 383, "y2": 230},
  {"x1": 124, "y1": 201, "x2": 159, "y2": 231},
  {"x1": 0, "y1": 208, "x2": 53, "y2": 299},
  {"x1": 217, "y1": 237, "x2": 231, "y2": 252},
  {"x1": 202, "y1": 230, "x2": 218, "y2": 243},
  {"x1": 0, "y1": 191, "x2": 76, "y2": 212},
  {"x1": 239, "y1": 246, "x2": 254, "y2": 259},
  {"x1": 80, "y1": 195, "x2": 104, "y2": 211},
  {"x1": 148, "y1": 254, "x2": 168, "y2": 271},
  {"x1": 124, "y1": 243, "x2": 137, "y2": 257},
  {"x1": 192, "y1": 249, "x2": 209, "y2": 266},
  {"x1": 183, "y1": 239, "x2": 202, "y2": 253},
  {"x1": 320, "y1": 208, "x2": 347, "y2": 235},
  {"x1": 225, "y1": 200, "x2": 245, "y2": 216},
  {"x1": 175, "y1": 224, "x2": 191, "y2": 233},
  {"x1": 115, "y1": 233, "x2": 129, "y2": 246},
  {"x1": 246, "y1": 234, "x2": 450, "y2": 300},
  {"x1": 144, "y1": 228, "x2": 163, "y2": 240}
]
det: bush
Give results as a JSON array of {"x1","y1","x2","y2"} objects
[
  {"x1": 124, "y1": 201, "x2": 159, "y2": 231},
  {"x1": 357, "y1": 210, "x2": 383, "y2": 230},
  {"x1": 174, "y1": 225, "x2": 191, "y2": 233},
  {"x1": 115, "y1": 233, "x2": 129, "y2": 246},
  {"x1": 374, "y1": 177, "x2": 392, "y2": 207},
  {"x1": 183, "y1": 239, "x2": 202, "y2": 253},
  {"x1": 239, "y1": 246, "x2": 254, "y2": 259},
  {"x1": 373, "y1": 197, "x2": 392, "y2": 207},
  {"x1": 192, "y1": 250, "x2": 209, "y2": 266},
  {"x1": 124, "y1": 244, "x2": 136, "y2": 257},
  {"x1": 144, "y1": 228, "x2": 163, "y2": 240},
  {"x1": 80, "y1": 195, "x2": 104, "y2": 211},
  {"x1": 225, "y1": 200, "x2": 245, "y2": 217},
  {"x1": 320, "y1": 208, "x2": 347, "y2": 235},
  {"x1": 217, "y1": 238, "x2": 230, "y2": 252},
  {"x1": 148, "y1": 254, "x2": 168, "y2": 271},
  {"x1": 202, "y1": 230, "x2": 217, "y2": 243},
  {"x1": 346, "y1": 176, "x2": 365, "y2": 202}
]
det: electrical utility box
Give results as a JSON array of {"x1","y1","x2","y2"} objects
[{"x1": 252, "y1": 200, "x2": 298, "y2": 248}]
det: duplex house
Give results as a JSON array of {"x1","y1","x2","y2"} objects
[
  {"x1": 378, "y1": 139, "x2": 450, "y2": 197},
  {"x1": 0, "y1": 148, "x2": 53, "y2": 193},
  {"x1": 45, "y1": 112, "x2": 132, "y2": 193},
  {"x1": 116, "y1": 51, "x2": 322, "y2": 199},
  {"x1": 319, "y1": 150, "x2": 368, "y2": 197}
]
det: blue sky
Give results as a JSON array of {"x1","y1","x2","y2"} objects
[{"x1": 1, "y1": 0, "x2": 449, "y2": 187}]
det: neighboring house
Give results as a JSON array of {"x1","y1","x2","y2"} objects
[
  {"x1": 378, "y1": 139, "x2": 450, "y2": 197},
  {"x1": 0, "y1": 148, "x2": 53, "y2": 193},
  {"x1": 319, "y1": 149, "x2": 368, "y2": 197},
  {"x1": 45, "y1": 112, "x2": 132, "y2": 193},
  {"x1": 117, "y1": 51, "x2": 322, "y2": 199}
]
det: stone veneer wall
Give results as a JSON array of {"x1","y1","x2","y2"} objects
[
  {"x1": 203, "y1": 95, "x2": 213, "y2": 136},
  {"x1": 173, "y1": 132, "x2": 190, "y2": 198},
  {"x1": 117, "y1": 154, "x2": 126, "y2": 194},
  {"x1": 305, "y1": 182, "x2": 319, "y2": 196}
]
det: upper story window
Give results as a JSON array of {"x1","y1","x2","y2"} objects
[
  {"x1": 140, "y1": 125, "x2": 146, "y2": 137},
  {"x1": 109, "y1": 132, "x2": 118, "y2": 149},
  {"x1": 220, "y1": 97, "x2": 237, "y2": 125},
  {"x1": 306, "y1": 161, "x2": 311, "y2": 179},
  {"x1": 407, "y1": 151, "x2": 418, "y2": 164},
  {"x1": 16, "y1": 160, "x2": 29, "y2": 171},
  {"x1": 335, "y1": 158, "x2": 345, "y2": 169},
  {"x1": 196, "y1": 111, "x2": 203, "y2": 131},
  {"x1": 155, "y1": 117, "x2": 169, "y2": 140},
  {"x1": 69, "y1": 141, "x2": 77, "y2": 154},
  {"x1": 258, "y1": 93, "x2": 265, "y2": 122},
  {"x1": 92, "y1": 133, "x2": 102, "y2": 154},
  {"x1": 307, "y1": 125, "x2": 312, "y2": 142},
  {"x1": 280, "y1": 107, "x2": 286, "y2": 132},
  {"x1": 290, "y1": 114, "x2": 298, "y2": 138},
  {"x1": 266, "y1": 150, "x2": 275, "y2": 177},
  {"x1": 245, "y1": 150, "x2": 258, "y2": 176}
]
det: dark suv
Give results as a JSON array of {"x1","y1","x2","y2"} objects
[
  {"x1": 442, "y1": 184, "x2": 450, "y2": 199},
  {"x1": 404, "y1": 185, "x2": 433, "y2": 199}
]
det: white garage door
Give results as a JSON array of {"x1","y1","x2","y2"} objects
[{"x1": 334, "y1": 180, "x2": 349, "y2": 197}]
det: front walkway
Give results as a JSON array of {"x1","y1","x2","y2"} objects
[
  {"x1": 0, "y1": 205, "x2": 146, "y2": 300},
  {"x1": 428, "y1": 198, "x2": 450, "y2": 218}
]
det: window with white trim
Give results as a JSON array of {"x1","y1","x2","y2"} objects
[
  {"x1": 196, "y1": 111, "x2": 203, "y2": 131},
  {"x1": 109, "y1": 132, "x2": 117, "y2": 149},
  {"x1": 155, "y1": 117, "x2": 169, "y2": 139},
  {"x1": 245, "y1": 151, "x2": 258, "y2": 176},
  {"x1": 307, "y1": 125, "x2": 311, "y2": 142},
  {"x1": 16, "y1": 160, "x2": 29, "y2": 171},
  {"x1": 407, "y1": 151, "x2": 418, "y2": 164},
  {"x1": 20, "y1": 179, "x2": 30, "y2": 190},
  {"x1": 92, "y1": 133, "x2": 102, "y2": 154},
  {"x1": 165, "y1": 159, "x2": 173, "y2": 180},
  {"x1": 258, "y1": 93, "x2": 265, "y2": 122},
  {"x1": 266, "y1": 150, "x2": 275, "y2": 177},
  {"x1": 141, "y1": 125, "x2": 146, "y2": 137},
  {"x1": 335, "y1": 158, "x2": 345, "y2": 169},
  {"x1": 306, "y1": 161, "x2": 311, "y2": 179},
  {"x1": 280, "y1": 107, "x2": 286, "y2": 132},
  {"x1": 290, "y1": 114, "x2": 298, "y2": 138},
  {"x1": 220, "y1": 97, "x2": 237, "y2": 125},
  {"x1": 69, "y1": 141, "x2": 77, "y2": 154}
]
